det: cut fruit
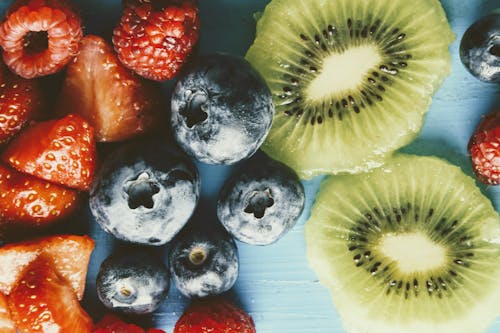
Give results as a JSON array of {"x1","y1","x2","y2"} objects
[
  {"x1": 57, "y1": 35, "x2": 164, "y2": 142},
  {"x1": 0, "y1": 234, "x2": 95, "y2": 300},
  {"x1": 8, "y1": 255, "x2": 93, "y2": 333},
  {"x1": 0, "y1": 293, "x2": 14, "y2": 333},
  {"x1": 246, "y1": 0, "x2": 454, "y2": 178},
  {"x1": 305, "y1": 154, "x2": 500, "y2": 333}
]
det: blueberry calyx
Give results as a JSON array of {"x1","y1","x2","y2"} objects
[
  {"x1": 244, "y1": 188, "x2": 275, "y2": 219},
  {"x1": 124, "y1": 172, "x2": 160, "y2": 209},
  {"x1": 189, "y1": 246, "x2": 208, "y2": 266},
  {"x1": 113, "y1": 281, "x2": 138, "y2": 304},
  {"x1": 181, "y1": 90, "x2": 208, "y2": 128},
  {"x1": 490, "y1": 43, "x2": 500, "y2": 57}
]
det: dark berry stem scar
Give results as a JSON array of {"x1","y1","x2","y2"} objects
[
  {"x1": 124, "y1": 172, "x2": 160, "y2": 209},
  {"x1": 120, "y1": 286, "x2": 132, "y2": 297},
  {"x1": 23, "y1": 31, "x2": 49, "y2": 55},
  {"x1": 244, "y1": 188, "x2": 274, "y2": 219},
  {"x1": 189, "y1": 246, "x2": 208, "y2": 266},
  {"x1": 489, "y1": 44, "x2": 500, "y2": 57},
  {"x1": 181, "y1": 90, "x2": 209, "y2": 128},
  {"x1": 113, "y1": 282, "x2": 137, "y2": 303}
]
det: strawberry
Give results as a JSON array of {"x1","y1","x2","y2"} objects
[
  {"x1": 113, "y1": 0, "x2": 200, "y2": 81},
  {"x1": 174, "y1": 298, "x2": 256, "y2": 333},
  {"x1": 57, "y1": 35, "x2": 163, "y2": 142},
  {"x1": 94, "y1": 314, "x2": 166, "y2": 333},
  {"x1": 0, "y1": 234, "x2": 94, "y2": 300},
  {"x1": 468, "y1": 111, "x2": 500, "y2": 185},
  {"x1": 2, "y1": 113, "x2": 96, "y2": 191},
  {"x1": 8, "y1": 255, "x2": 93, "y2": 333},
  {"x1": 0, "y1": 64, "x2": 43, "y2": 145},
  {"x1": 0, "y1": 0, "x2": 83, "y2": 79},
  {"x1": 0, "y1": 293, "x2": 15, "y2": 333},
  {"x1": 0, "y1": 162, "x2": 79, "y2": 236}
]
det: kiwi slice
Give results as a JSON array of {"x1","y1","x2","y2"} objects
[
  {"x1": 245, "y1": 0, "x2": 454, "y2": 179},
  {"x1": 305, "y1": 154, "x2": 500, "y2": 333}
]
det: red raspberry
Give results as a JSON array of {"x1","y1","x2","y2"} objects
[
  {"x1": 113, "y1": 0, "x2": 199, "y2": 81},
  {"x1": 0, "y1": 0, "x2": 83, "y2": 79},
  {"x1": 468, "y1": 111, "x2": 500, "y2": 185},
  {"x1": 174, "y1": 298, "x2": 256, "y2": 333}
]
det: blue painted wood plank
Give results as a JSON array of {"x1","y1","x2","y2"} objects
[{"x1": 0, "y1": 0, "x2": 499, "y2": 332}]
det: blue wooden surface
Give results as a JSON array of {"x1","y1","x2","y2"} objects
[{"x1": 1, "y1": 0, "x2": 500, "y2": 332}]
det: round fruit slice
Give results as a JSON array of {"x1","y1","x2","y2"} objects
[
  {"x1": 305, "y1": 155, "x2": 500, "y2": 333},
  {"x1": 246, "y1": 0, "x2": 454, "y2": 178}
]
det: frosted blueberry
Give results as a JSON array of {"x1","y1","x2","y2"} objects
[
  {"x1": 169, "y1": 224, "x2": 239, "y2": 298},
  {"x1": 460, "y1": 14, "x2": 500, "y2": 83},
  {"x1": 89, "y1": 139, "x2": 200, "y2": 245},
  {"x1": 217, "y1": 153, "x2": 305, "y2": 245},
  {"x1": 170, "y1": 53, "x2": 274, "y2": 164},
  {"x1": 96, "y1": 250, "x2": 169, "y2": 314}
]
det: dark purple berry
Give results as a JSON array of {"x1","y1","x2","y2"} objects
[
  {"x1": 169, "y1": 224, "x2": 239, "y2": 298},
  {"x1": 171, "y1": 53, "x2": 274, "y2": 164},
  {"x1": 96, "y1": 250, "x2": 170, "y2": 315},
  {"x1": 460, "y1": 14, "x2": 500, "y2": 83},
  {"x1": 89, "y1": 139, "x2": 200, "y2": 245},
  {"x1": 217, "y1": 154, "x2": 305, "y2": 245}
]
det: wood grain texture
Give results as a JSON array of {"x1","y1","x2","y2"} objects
[{"x1": 1, "y1": 0, "x2": 499, "y2": 332}]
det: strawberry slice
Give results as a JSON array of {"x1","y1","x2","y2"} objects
[
  {"x1": 0, "y1": 64, "x2": 43, "y2": 145},
  {"x1": 0, "y1": 293, "x2": 14, "y2": 333},
  {"x1": 94, "y1": 314, "x2": 166, "y2": 333},
  {"x1": 0, "y1": 234, "x2": 94, "y2": 300},
  {"x1": 8, "y1": 255, "x2": 93, "y2": 333},
  {"x1": 0, "y1": 162, "x2": 79, "y2": 235},
  {"x1": 57, "y1": 35, "x2": 163, "y2": 142},
  {"x1": 2, "y1": 113, "x2": 96, "y2": 191}
]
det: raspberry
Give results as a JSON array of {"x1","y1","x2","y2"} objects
[
  {"x1": 113, "y1": 0, "x2": 199, "y2": 81},
  {"x1": 0, "y1": 0, "x2": 83, "y2": 79},
  {"x1": 468, "y1": 111, "x2": 500, "y2": 185}
]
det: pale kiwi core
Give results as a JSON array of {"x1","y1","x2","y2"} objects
[
  {"x1": 306, "y1": 44, "x2": 382, "y2": 103},
  {"x1": 378, "y1": 232, "x2": 448, "y2": 274}
]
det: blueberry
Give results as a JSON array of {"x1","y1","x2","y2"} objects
[
  {"x1": 217, "y1": 154, "x2": 305, "y2": 245},
  {"x1": 169, "y1": 224, "x2": 239, "y2": 298},
  {"x1": 96, "y1": 250, "x2": 169, "y2": 314},
  {"x1": 460, "y1": 14, "x2": 500, "y2": 83},
  {"x1": 89, "y1": 139, "x2": 200, "y2": 245},
  {"x1": 171, "y1": 53, "x2": 274, "y2": 165}
]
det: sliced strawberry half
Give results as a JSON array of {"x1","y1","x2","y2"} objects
[
  {"x1": 0, "y1": 161, "x2": 79, "y2": 235},
  {"x1": 57, "y1": 35, "x2": 163, "y2": 142},
  {"x1": 0, "y1": 64, "x2": 43, "y2": 145},
  {"x1": 8, "y1": 255, "x2": 93, "y2": 333},
  {"x1": 0, "y1": 234, "x2": 94, "y2": 300},
  {"x1": 2, "y1": 113, "x2": 96, "y2": 191},
  {"x1": 0, "y1": 293, "x2": 14, "y2": 333}
]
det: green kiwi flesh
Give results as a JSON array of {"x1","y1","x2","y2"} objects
[
  {"x1": 305, "y1": 154, "x2": 500, "y2": 333},
  {"x1": 246, "y1": 0, "x2": 454, "y2": 179}
]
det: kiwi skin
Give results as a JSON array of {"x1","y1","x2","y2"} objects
[
  {"x1": 305, "y1": 154, "x2": 500, "y2": 333},
  {"x1": 246, "y1": 0, "x2": 455, "y2": 179}
]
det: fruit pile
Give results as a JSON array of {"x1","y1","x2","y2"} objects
[{"x1": 0, "y1": 0, "x2": 498, "y2": 332}]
